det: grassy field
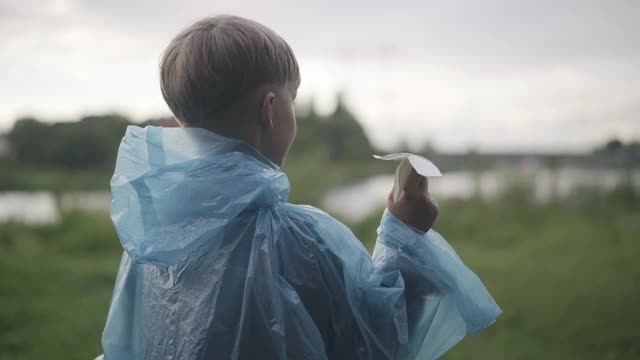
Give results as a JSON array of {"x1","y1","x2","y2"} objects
[
  {"x1": 0, "y1": 162, "x2": 112, "y2": 192},
  {"x1": 1, "y1": 184, "x2": 638, "y2": 359}
]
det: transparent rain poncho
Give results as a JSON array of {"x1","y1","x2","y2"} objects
[{"x1": 100, "y1": 126, "x2": 501, "y2": 360}]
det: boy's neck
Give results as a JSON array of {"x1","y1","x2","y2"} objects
[
  {"x1": 198, "y1": 120, "x2": 279, "y2": 169},
  {"x1": 207, "y1": 122, "x2": 261, "y2": 153}
]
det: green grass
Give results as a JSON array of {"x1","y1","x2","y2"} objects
[
  {"x1": 0, "y1": 162, "x2": 112, "y2": 191},
  {"x1": 0, "y1": 212, "x2": 122, "y2": 360},
  {"x1": 1, "y1": 185, "x2": 639, "y2": 359},
  {"x1": 350, "y1": 184, "x2": 640, "y2": 359}
]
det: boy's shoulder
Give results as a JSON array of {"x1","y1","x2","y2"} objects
[
  {"x1": 278, "y1": 202, "x2": 368, "y2": 253},
  {"x1": 280, "y1": 203, "x2": 342, "y2": 229}
]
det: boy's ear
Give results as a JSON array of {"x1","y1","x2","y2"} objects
[{"x1": 259, "y1": 91, "x2": 276, "y2": 129}]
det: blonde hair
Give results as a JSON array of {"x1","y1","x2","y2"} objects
[{"x1": 159, "y1": 15, "x2": 301, "y2": 127}]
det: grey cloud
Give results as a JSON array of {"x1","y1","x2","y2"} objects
[
  {"x1": 4, "y1": 0, "x2": 637, "y2": 61},
  {"x1": 1, "y1": 0, "x2": 638, "y2": 151},
  {"x1": 55, "y1": 0, "x2": 640, "y2": 64}
]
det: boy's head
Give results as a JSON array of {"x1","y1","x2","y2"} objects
[{"x1": 160, "y1": 15, "x2": 300, "y2": 166}]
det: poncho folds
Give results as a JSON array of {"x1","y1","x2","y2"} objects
[{"x1": 100, "y1": 126, "x2": 501, "y2": 360}]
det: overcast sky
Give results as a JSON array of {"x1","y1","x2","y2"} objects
[{"x1": 1, "y1": 0, "x2": 638, "y2": 152}]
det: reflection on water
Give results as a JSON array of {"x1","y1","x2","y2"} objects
[
  {"x1": 0, "y1": 192, "x2": 61, "y2": 224},
  {"x1": 323, "y1": 167, "x2": 640, "y2": 222},
  {"x1": 1, "y1": 167, "x2": 638, "y2": 224},
  {"x1": 0, "y1": 191, "x2": 111, "y2": 224}
]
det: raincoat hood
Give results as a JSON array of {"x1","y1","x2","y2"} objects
[{"x1": 110, "y1": 125, "x2": 290, "y2": 266}]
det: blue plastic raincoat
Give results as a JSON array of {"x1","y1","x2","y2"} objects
[{"x1": 100, "y1": 126, "x2": 501, "y2": 360}]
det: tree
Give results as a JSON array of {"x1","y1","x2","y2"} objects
[
  {"x1": 7, "y1": 113, "x2": 131, "y2": 168},
  {"x1": 8, "y1": 117, "x2": 51, "y2": 164},
  {"x1": 323, "y1": 93, "x2": 373, "y2": 161}
]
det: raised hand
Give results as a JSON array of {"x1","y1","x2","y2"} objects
[{"x1": 387, "y1": 167, "x2": 439, "y2": 232}]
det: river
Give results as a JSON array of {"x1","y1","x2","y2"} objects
[{"x1": 1, "y1": 167, "x2": 638, "y2": 224}]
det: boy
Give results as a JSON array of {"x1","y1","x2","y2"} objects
[{"x1": 100, "y1": 15, "x2": 500, "y2": 360}]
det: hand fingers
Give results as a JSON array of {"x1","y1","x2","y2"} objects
[
  {"x1": 418, "y1": 176, "x2": 428, "y2": 193},
  {"x1": 404, "y1": 167, "x2": 426, "y2": 195},
  {"x1": 426, "y1": 191, "x2": 438, "y2": 209}
]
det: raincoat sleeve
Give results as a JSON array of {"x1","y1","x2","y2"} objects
[
  {"x1": 374, "y1": 208, "x2": 501, "y2": 359},
  {"x1": 307, "y1": 206, "x2": 501, "y2": 360}
]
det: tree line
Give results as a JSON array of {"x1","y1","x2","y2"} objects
[{"x1": 2, "y1": 96, "x2": 376, "y2": 169}]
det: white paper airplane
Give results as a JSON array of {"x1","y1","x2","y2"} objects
[{"x1": 372, "y1": 153, "x2": 443, "y2": 202}]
